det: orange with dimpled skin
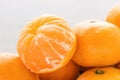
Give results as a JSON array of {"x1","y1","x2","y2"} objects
[
  {"x1": 0, "y1": 53, "x2": 39, "y2": 80},
  {"x1": 106, "y1": 2, "x2": 120, "y2": 27},
  {"x1": 72, "y1": 20, "x2": 120, "y2": 67},
  {"x1": 77, "y1": 67, "x2": 120, "y2": 80},
  {"x1": 39, "y1": 60, "x2": 80, "y2": 80}
]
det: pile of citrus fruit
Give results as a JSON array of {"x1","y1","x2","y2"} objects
[{"x1": 1, "y1": 2, "x2": 120, "y2": 80}]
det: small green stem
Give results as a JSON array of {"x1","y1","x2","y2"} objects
[{"x1": 95, "y1": 70, "x2": 104, "y2": 74}]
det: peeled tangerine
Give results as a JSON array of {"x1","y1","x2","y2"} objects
[
  {"x1": 17, "y1": 15, "x2": 76, "y2": 74},
  {"x1": 39, "y1": 61, "x2": 80, "y2": 80},
  {"x1": 0, "y1": 53, "x2": 39, "y2": 80},
  {"x1": 72, "y1": 20, "x2": 120, "y2": 67}
]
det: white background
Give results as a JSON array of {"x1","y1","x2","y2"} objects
[{"x1": 0, "y1": 0, "x2": 119, "y2": 53}]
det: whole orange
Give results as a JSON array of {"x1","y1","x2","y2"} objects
[
  {"x1": 39, "y1": 60, "x2": 80, "y2": 80},
  {"x1": 77, "y1": 67, "x2": 120, "y2": 80},
  {"x1": 0, "y1": 53, "x2": 39, "y2": 80},
  {"x1": 106, "y1": 2, "x2": 120, "y2": 27},
  {"x1": 72, "y1": 20, "x2": 120, "y2": 67}
]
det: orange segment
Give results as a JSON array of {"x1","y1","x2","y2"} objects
[
  {"x1": 72, "y1": 20, "x2": 120, "y2": 67},
  {"x1": 0, "y1": 53, "x2": 39, "y2": 80},
  {"x1": 77, "y1": 67, "x2": 120, "y2": 80},
  {"x1": 39, "y1": 60, "x2": 80, "y2": 80},
  {"x1": 17, "y1": 15, "x2": 76, "y2": 73}
]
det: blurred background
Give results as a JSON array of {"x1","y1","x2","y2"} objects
[{"x1": 0, "y1": 0, "x2": 119, "y2": 53}]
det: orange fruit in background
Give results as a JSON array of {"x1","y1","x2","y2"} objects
[
  {"x1": 17, "y1": 15, "x2": 76, "y2": 73},
  {"x1": 0, "y1": 53, "x2": 39, "y2": 80},
  {"x1": 72, "y1": 20, "x2": 120, "y2": 67},
  {"x1": 77, "y1": 67, "x2": 120, "y2": 80},
  {"x1": 39, "y1": 60, "x2": 80, "y2": 80},
  {"x1": 106, "y1": 2, "x2": 120, "y2": 27}
]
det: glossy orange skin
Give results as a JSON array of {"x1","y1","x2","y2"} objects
[
  {"x1": 39, "y1": 61, "x2": 80, "y2": 80},
  {"x1": 72, "y1": 20, "x2": 120, "y2": 67},
  {"x1": 106, "y1": 3, "x2": 120, "y2": 27},
  {"x1": 0, "y1": 53, "x2": 39, "y2": 80},
  {"x1": 77, "y1": 67, "x2": 120, "y2": 80}
]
